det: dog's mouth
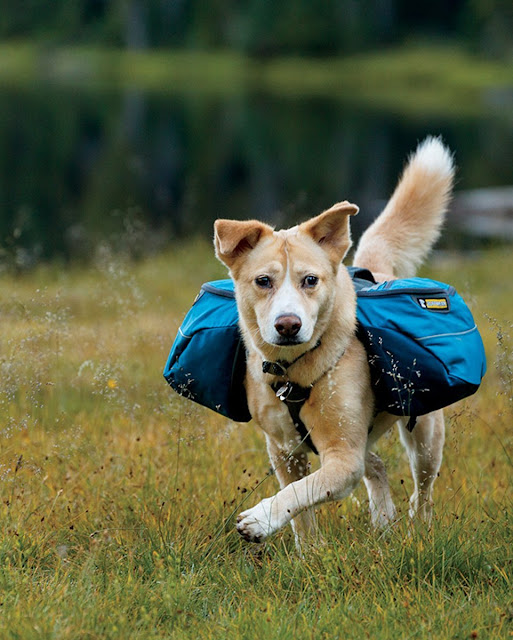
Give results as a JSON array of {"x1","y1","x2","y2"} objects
[{"x1": 271, "y1": 337, "x2": 303, "y2": 347}]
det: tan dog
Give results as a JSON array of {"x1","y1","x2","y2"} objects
[{"x1": 214, "y1": 137, "x2": 454, "y2": 546}]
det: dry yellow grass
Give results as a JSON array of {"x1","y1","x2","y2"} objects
[{"x1": 0, "y1": 242, "x2": 511, "y2": 639}]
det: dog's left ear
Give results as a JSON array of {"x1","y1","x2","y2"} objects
[
  {"x1": 214, "y1": 219, "x2": 273, "y2": 270},
  {"x1": 300, "y1": 201, "x2": 359, "y2": 264}
]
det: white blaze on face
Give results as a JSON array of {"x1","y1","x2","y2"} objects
[{"x1": 258, "y1": 248, "x2": 315, "y2": 345}]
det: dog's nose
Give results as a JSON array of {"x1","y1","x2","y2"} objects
[{"x1": 274, "y1": 314, "x2": 302, "y2": 338}]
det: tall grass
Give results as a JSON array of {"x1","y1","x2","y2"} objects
[{"x1": 0, "y1": 243, "x2": 511, "y2": 639}]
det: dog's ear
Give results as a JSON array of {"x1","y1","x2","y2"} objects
[
  {"x1": 214, "y1": 219, "x2": 273, "y2": 269},
  {"x1": 300, "y1": 201, "x2": 359, "y2": 264}
]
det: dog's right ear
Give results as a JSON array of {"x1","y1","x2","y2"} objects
[{"x1": 214, "y1": 219, "x2": 273, "y2": 269}]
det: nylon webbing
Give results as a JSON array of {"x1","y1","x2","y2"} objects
[{"x1": 271, "y1": 382, "x2": 318, "y2": 455}]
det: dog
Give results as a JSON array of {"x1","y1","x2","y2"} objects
[{"x1": 214, "y1": 137, "x2": 454, "y2": 546}]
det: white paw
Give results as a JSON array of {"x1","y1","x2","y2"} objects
[{"x1": 236, "y1": 498, "x2": 285, "y2": 543}]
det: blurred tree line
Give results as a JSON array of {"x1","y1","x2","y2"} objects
[
  {"x1": 1, "y1": 0, "x2": 512, "y2": 58},
  {"x1": 2, "y1": 85, "x2": 513, "y2": 265}
]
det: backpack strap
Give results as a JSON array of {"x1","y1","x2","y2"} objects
[{"x1": 406, "y1": 415, "x2": 417, "y2": 432}]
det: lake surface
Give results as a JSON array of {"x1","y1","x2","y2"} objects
[{"x1": 1, "y1": 84, "x2": 512, "y2": 265}]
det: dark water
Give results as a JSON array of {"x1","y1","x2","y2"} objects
[{"x1": 1, "y1": 85, "x2": 513, "y2": 265}]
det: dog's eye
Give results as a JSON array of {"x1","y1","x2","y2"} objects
[
  {"x1": 255, "y1": 275, "x2": 272, "y2": 289},
  {"x1": 303, "y1": 275, "x2": 319, "y2": 288}
]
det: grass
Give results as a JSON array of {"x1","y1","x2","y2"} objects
[
  {"x1": 1, "y1": 41, "x2": 513, "y2": 117},
  {"x1": 0, "y1": 241, "x2": 512, "y2": 639}
]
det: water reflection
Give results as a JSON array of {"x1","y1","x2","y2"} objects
[{"x1": 1, "y1": 85, "x2": 512, "y2": 264}]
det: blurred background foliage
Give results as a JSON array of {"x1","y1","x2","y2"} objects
[
  {"x1": 1, "y1": 0, "x2": 512, "y2": 57},
  {"x1": 0, "y1": 1, "x2": 512, "y2": 266}
]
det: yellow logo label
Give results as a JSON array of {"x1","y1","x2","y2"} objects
[{"x1": 419, "y1": 297, "x2": 448, "y2": 310}]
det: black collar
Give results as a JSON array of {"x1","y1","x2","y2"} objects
[{"x1": 262, "y1": 339, "x2": 321, "y2": 378}]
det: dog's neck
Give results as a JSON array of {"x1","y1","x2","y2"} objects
[{"x1": 261, "y1": 339, "x2": 322, "y2": 377}]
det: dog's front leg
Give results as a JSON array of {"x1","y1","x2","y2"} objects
[
  {"x1": 236, "y1": 444, "x2": 365, "y2": 543},
  {"x1": 263, "y1": 436, "x2": 318, "y2": 546}
]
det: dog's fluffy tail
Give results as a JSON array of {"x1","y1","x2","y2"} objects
[{"x1": 353, "y1": 136, "x2": 455, "y2": 278}]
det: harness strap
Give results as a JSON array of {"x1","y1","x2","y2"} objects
[
  {"x1": 270, "y1": 382, "x2": 318, "y2": 455},
  {"x1": 406, "y1": 415, "x2": 417, "y2": 432},
  {"x1": 264, "y1": 343, "x2": 347, "y2": 456},
  {"x1": 262, "y1": 343, "x2": 322, "y2": 455}
]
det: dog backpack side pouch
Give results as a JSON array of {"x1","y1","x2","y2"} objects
[
  {"x1": 163, "y1": 280, "x2": 251, "y2": 422},
  {"x1": 353, "y1": 274, "x2": 487, "y2": 420}
]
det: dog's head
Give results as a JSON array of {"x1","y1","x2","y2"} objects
[{"x1": 214, "y1": 202, "x2": 358, "y2": 351}]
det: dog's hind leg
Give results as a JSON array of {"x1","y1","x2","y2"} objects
[
  {"x1": 398, "y1": 410, "x2": 445, "y2": 525},
  {"x1": 363, "y1": 412, "x2": 399, "y2": 529},
  {"x1": 265, "y1": 436, "x2": 317, "y2": 546},
  {"x1": 363, "y1": 450, "x2": 397, "y2": 529}
]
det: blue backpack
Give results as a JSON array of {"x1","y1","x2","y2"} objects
[
  {"x1": 163, "y1": 280, "x2": 250, "y2": 422},
  {"x1": 163, "y1": 269, "x2": 486, "y2": 423},
  {"x1": 350, "y1": 267, "x2": 486, "y2": 418}
]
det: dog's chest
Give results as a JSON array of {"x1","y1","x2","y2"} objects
[{"x1": 247, "y1": 384, "x2": 311, "y2": 452}]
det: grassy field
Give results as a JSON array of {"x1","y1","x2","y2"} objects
[
  {"x1": 1, "y1": 42, "x2": 513, "y2": 117},
  {"x1": 0, "y1": 241, "x2": 512, "y2": 639}
]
